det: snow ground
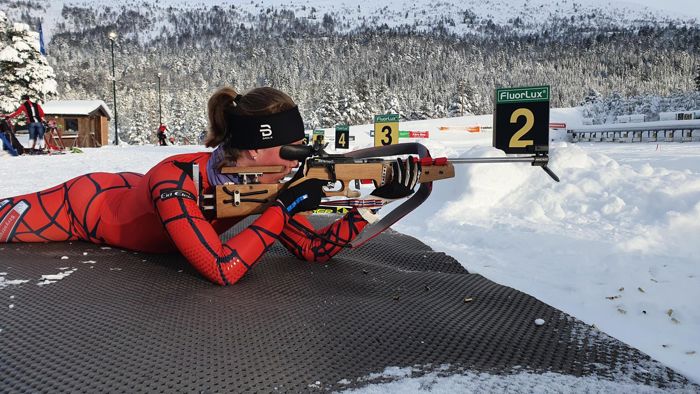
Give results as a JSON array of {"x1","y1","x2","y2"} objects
[{"x1": 1, "y1": 108, "x2": 699, "y2": 390}]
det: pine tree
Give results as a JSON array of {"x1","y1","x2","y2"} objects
[
  {"x1": 0, "y1": 11, "x2": 57, "y2": 113},
  {"x1": 604, "y1": 91, "x2": 625, "y2": 123},
  {"x1": 315, "y1": 85, "x2": 342, "y2": 127},
  {"x1": 695, "y1": 64, "x2": 700, "y2": 92},
  {"x1": 447, "y1": 80, "x2": 478, "y2": 117},
  {"x1": 353, "y1": 79, "x2": 376, "y2": 122}
]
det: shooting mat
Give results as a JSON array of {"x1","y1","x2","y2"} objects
[{"x1": 0, "y1": 217, "x2": 696, "y2": 392}]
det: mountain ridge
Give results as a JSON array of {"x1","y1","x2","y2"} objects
[{"x1": 5, "y1": 0, "x2": 700, "y2": 42}]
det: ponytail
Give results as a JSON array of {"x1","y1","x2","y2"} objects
[{"x1": 205, "y1": 87, "x2": 238, "y2": 148}]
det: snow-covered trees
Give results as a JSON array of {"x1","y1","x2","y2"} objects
[
  {"x1": 580, "y1": 90, "x2": 700, "y2": 124},
  {"x1": 695, "y1": 65, "x2": 700, "y2": 92},
  {"x1": 447, "y1": 80, "x2": 480, "y2": 117},
  {"x1": 3, "y1": 3, "x2": 698, "y2": 142},
  {"x1": 314, "y1": 85, "x2": 342, "y2": 127},
  {"x1": 0, "y1": 11, "x2": 57, "y2": 113}
]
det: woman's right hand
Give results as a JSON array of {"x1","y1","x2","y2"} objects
[{"x1": 276, "y1": 178, "x2": 327, "y2": 216}]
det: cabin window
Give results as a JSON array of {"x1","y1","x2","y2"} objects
[{"x1": 64, "y1": 118, "x2": 79, "y2": 134}]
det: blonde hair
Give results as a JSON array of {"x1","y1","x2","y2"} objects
[{"x1": 205, "y1": 87, "x2": 296, "y2": 162}]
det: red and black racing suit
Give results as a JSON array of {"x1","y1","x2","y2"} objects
[{"x1": 0, "y1": 152, "x2": 368, "y2": 285}]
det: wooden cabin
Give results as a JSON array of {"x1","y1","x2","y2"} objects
[{"x1": 42, "y1": 100, "x2": 112, "y2": 147}]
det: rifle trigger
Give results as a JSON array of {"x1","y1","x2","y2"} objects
[{"x1": 324, "y1": 164, "x2": 337, "y2": 183}]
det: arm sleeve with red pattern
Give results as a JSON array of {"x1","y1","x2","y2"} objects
[
  {"x1": 150, "y1": 168, "x2": 287, "y2": 285},
  {"x1": 278, "y1": 209, "x2": 368, "y2": 263}
]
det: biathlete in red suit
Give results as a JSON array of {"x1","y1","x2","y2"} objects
[{"x1": 0, "y1": 87, "x2": 419, "y2": 285}]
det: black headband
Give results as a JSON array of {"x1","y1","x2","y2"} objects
[{"x1": 224, "y1": 105, "x2": 305, "y2": 149}]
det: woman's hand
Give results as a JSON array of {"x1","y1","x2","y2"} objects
[
  {"x1": 371, "y1": 157, "x2": 421, "y2": 200},
  {"x1": 276, "y1": 178, "x2": 327, "y2": 215}
]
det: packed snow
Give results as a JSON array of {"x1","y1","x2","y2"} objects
[
  {"x1": 1, "y1": 108, "x2": 699, "y2": 389},
  {"x1": 339, "y1": 364, "x2": 690, "y2": 394}
]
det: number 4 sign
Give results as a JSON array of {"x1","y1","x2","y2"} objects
[
  {"x1": 335, "y1": 124, "x2": 349, "y2": 149},
  {"x1": 493, "y1": 86, "x2": 550, "y2": 154}
]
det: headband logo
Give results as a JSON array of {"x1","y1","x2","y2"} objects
[{"x1": 259, "y1": 124, "x2": 273, "y2": 140}]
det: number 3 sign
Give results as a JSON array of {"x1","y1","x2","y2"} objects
[
  {"x1": 374, "y1": 114, "x2": 400, "y2": 147},
  {"x1": 493, "y1": 86, "x2": 550, "y2": 154}
]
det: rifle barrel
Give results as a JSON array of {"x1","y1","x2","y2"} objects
[{"x1": 446, "y1": 155, "x2": 559, "y2": 182}]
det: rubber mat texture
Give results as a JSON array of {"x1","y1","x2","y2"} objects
[{"x1": 0, "y1": 217, "x2": 696, "y2": 393}]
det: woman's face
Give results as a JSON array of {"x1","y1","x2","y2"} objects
[{"x1": 254, "y1": 139, "x2": 303, "y2": 183}]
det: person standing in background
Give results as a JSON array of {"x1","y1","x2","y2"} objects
[
  {"x1": 4, "y1": 94, "x2": 46, "y2": 154},
  {"x1": 157, "y1": 123, "x2": 168, "y2": 146}
]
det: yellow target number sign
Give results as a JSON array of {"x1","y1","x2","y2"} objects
[
  {"x1": 374, "y1": 114, "x2": 399, "y2": 147},
  {"x1": 312, "y1": 129, "x2": 325, "y2": 146}
]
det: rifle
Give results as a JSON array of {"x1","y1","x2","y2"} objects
[{"x1": 200, "y1": 142, "x2": 559, "y2": 248}]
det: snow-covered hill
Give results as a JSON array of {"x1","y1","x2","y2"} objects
[{"x1": 9, "y1": 0, "x2": 700, "y2": 42}]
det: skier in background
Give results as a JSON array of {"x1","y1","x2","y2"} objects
[{"x1": 157, "y1": 123, "x2": 168, "y2": 146}]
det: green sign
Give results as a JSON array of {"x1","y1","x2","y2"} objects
[
  {"x1": 496, "y1": 86, "x2": 550, "y2": 104},
  {"x1": 374, "y1": 114, "x2": 400, "y2": 123},
  {"x1": 399, "y1": 130, "x2": 410, "y2": 138}
]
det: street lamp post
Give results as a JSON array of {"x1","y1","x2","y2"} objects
[
  {"x1": 157, "y1": 73, "x2": 162, "y2": 125},
  {"x1": 108, "y1": 31, "x2": 119, "y2": 145}
]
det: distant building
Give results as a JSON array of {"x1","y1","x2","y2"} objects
[
  {"x1": 616, "y1": 114, "x2": 646, "y2": 123},
  {"x1": 629, "y1": 114, "x2": 645, "y2": 123},
  {"x1": 659, "y1": 111, "x2": 700, "y2": 121},
  {"x1": 42, "y1": 100, "x2": 112, "y2": 147}
]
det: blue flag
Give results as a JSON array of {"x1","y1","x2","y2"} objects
[{"x1": 38, "y1": 23, "x2": 46, "y2": 56}]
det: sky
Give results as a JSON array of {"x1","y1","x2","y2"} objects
[{"x1": 2, "y1": 107, "x2": 699, "y2": 391}]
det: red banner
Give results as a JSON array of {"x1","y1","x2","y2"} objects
[{"x1": 409, "y1": 131, "x2": 429, "y2": 138}]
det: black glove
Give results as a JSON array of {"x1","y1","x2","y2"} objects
[
  {"x1": 276, "y1": 178, "x2": 327, "y2": 216},
  {"x1": 371, "y1": 157, "x2": 421, "y2": 200}
]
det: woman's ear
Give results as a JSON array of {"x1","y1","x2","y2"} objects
[{"x1": 246, "y1": 149, "x2": 259, "y2": 160}]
